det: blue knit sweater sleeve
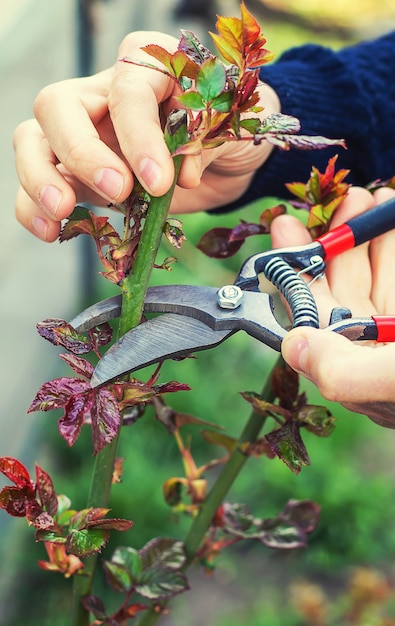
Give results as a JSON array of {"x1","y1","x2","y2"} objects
[{"x1": 214, "y1": 30, "x2": 395, "y2": 213}]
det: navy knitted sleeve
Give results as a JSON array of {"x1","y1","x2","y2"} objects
[{"x1": 213, "y1": 30, "x2": 395, "y2": 213}]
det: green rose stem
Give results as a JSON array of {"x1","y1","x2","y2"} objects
[
  {"x1": 135, "y1": 365, "x2": 278, "y2": 626},
  {"x1": 71, "y1": 111, "x2": 188, "y2": 626}
]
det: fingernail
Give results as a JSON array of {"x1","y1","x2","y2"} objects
[
  {"x1": 32, "y1": 216, "x2": 48, "y2": 240},
  {"x1": 282, "y1": 333, "x2": 309, "y2": 374},
  {"x1": 94, "y1": 168, "x2": 124, "y2": 199},
  {"x1": 39, "y1": 185, "x2": 62, "y2": 216},
  {"x1": 139, "y1": 157, "x2": 162, "y2": 193}
]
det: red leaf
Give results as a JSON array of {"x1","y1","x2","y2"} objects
[
  {"x1": 282, "y1": 499, "x2": 320, "y2": 534},
  {"x1": 140, "y1": 44, "x2": 174, "y2": 72},
  {"x1": 28, "y1": 509, "x2": 54, "y2": 530},
  {"x1": 197, "y1": 227, "x2": 243, "y2": 258},
  {"x1": 154, "y1": 381, "x2": 191, "y2": 394},
  {"x1": 38, "y1": 542, "x2": 84, "y2": 578},
  {"x1": 229, "y1": 221, "x2": 266, "y2": 242},
  {"x1": 37, "y1": 319, "x2": 69, "y2": 344},
  {"x1": 35, "y1": 465, "x2": 58, "y2": 517},
  {"x1": 111, "y1": 603, "x2": 148, "y2": 623},
  {"x1": 271, "y1": 364, "x2": 300, "y2": 410},
  {"x1": 61, "y1": 212, "x2": 119, "y2": 241},
  {"x1": 81, "y1": 595, "x2": 107, "y2": 621},
  {"x1": 259, "y1": 204, "x2": 287, "y2": 229},
  {"x1": 58, "y1": 391, "x2": 93, "y2": 447},
  {"x1": 91, "y1": 389, "x2": 121, "y2": 455},
  {"x1": 122, "y1": 603, "x2": 148, "y2": 619},
  {"x1": 28, "y1": 377, "x2": 91, "y2": 413},
  {"x1": 0, "y1": 486, "x2": 36, "y2": 517},
  {"x1": 240, "y1": 0, "x2": 262, "y2": 45},
  {"x1": 37, "y1": 319, "x2": 92, "y2": 354},
  {"x1": 0, "y1": 457, "x2": 32, "y2": 488},
  {"x1": 58, "y1": 353, "x2": 94, "y2": 379},
  {"x1": 53, "y1": 327, "x2": 93, "y2": 355},
  {"x1": 70, "y1": 507, "x2": 110, "y2": 530},
  {"x1": 86, "y1": 517, "x2": 133, "y2": 532},
  {"x1": 88, "y1": 323, "x2": 113, "y2": 350},
  {"x1": 178, "y1": 30, "x2": 213, "y2": 66}
]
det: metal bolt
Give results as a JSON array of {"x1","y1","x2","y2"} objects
[
  {"x1": 217, "y1": 285, "x2": 244, "y2": 309},
  {"x1": 309, "y1": 254, "x2": 324, "y2": 268}
]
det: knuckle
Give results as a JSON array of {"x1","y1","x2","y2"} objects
[
  {"x1": 33, "y1": 83, "x2": 59, "y2": 120},
  {"x1": 12, "y1": 119, "x2": 35, "y2": 148},
  {"x1": 62, "y1": 141, "x2": 90, "y2": 174}
]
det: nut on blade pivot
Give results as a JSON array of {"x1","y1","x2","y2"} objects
[{"x1": 217, "y1": 285, "x2": 243, "y2": 309}]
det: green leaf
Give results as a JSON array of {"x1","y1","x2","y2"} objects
[
  {"x1": 196, "y1": 57, "x2": 226, "y2": 101},
  {"x1": 260, "y1": 499, "x2": 320, "y2": 549},
  {"x1": 67, "y1": 205, "x2": 91, "y2": 221},
  {"x1": 163, "y1": 109, "x2": 189, "y2": 155},
  {"x1": 69, "y1": 507, "x2": 110, "y2": 531},
  {"x1": 102, "y1": 560, "x2": 133, "y2": 593},
  {"x1": 222, "y1": 503, "x2": 255, "y2": 535},
  {"x1": 265, "y1": 421, "x2": 310, "y2": 474},
  {"x1": 135, "y1": 567, "x2": 189, "y2": 600},
  {"x1": 256, "y1": 113, "x2": 300, "y2": 135},
  {"x1": 239, "y1": 118, "x2": 261, "y2": 135},
  {"x1": 297, "y1": 405, "x2": 336, "y2": 437},
  {"x1": 56, "y1": 494, "x2": 72, "y2": 516},
  {"x1": 260, "y1": 521, "x2": 308, "y2": 549},
  {"x1": 139, "y1": 538, "x2": 186, "y2": 571},
  {"x1": 56, "y1": 509, "x2": 75, "y2": 527},
  {"x1": 211, "y1": 91, "x2": 233, "y2": 113},
  {"x1": 222, "y1": 499, "x2": 319, "y2": 550},
  {"x1": 35, "y1": 530, "x2": 67, "y2": 544},
  {"x1": 177, "y1": 91, "x2": 205, "y2": 111},
  {"x1": 111, "y1": 546, "x2": 143, "y2": 577},
  {"x1": 66, "y1": 528, "x2": 109, "y2": 557},
  {"x1": 240, "y1": 391, "x2": 288, "y2": 418}
]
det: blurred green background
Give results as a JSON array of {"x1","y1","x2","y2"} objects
[{"x1": 2, "y1": 1, "x2": 395, "y2": 625}]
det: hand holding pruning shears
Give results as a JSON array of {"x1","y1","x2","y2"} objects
[
  {"x1": 274, "y1": 187, "x2": 395, "y2": 428},
  {"x1": 71, "y1": 187, "x2": 395, "y2": 428}
]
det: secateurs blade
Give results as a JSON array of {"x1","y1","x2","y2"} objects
[{"x1": 69, "y1": 197, "x2": 395, "y2": 387}]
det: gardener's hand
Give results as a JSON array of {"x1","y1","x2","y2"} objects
[
  {"x1": 270, "y1": 186, "x2": 395, "y2": 428},
  {"x1": 13, "y1": 31, "x2": 279, "y2": 242}
]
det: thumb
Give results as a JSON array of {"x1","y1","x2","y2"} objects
[{"x1": 281, "y1": 327, "x2": 395, "y2": 405}]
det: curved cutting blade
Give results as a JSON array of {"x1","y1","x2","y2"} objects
[{"x1": 91, "y1": 313, "x2": 233, "y2": 387}]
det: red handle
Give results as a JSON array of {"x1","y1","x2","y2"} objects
[
  {"x1": 316, "y1": 197, "x2": 395, "y2": 261},
  {"x1": 316, "y1": 224, "x2": 355, "y2": 260},
  {"x1": 372, "y1": 316, "x2": 395, "y2": 342}
]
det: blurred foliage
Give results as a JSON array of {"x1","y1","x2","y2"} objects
[{"x1": 247, "y1": 0, "x2": 395, "y2": 36}]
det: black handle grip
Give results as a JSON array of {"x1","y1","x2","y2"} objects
[
  {"x1": 346, "y1": 197, "x2": 395, "y2": 246},
  {"x1": 317, "y1": 196, "x2": 395, "y2": 260}
]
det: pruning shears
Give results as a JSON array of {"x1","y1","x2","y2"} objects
[{"x1": 70, "y1": 197, "x2": 395, "y2": 387}]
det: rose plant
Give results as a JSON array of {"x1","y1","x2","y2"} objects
[{"x1": 0, "y1": 4, "x2": 356, "y2": 625}]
